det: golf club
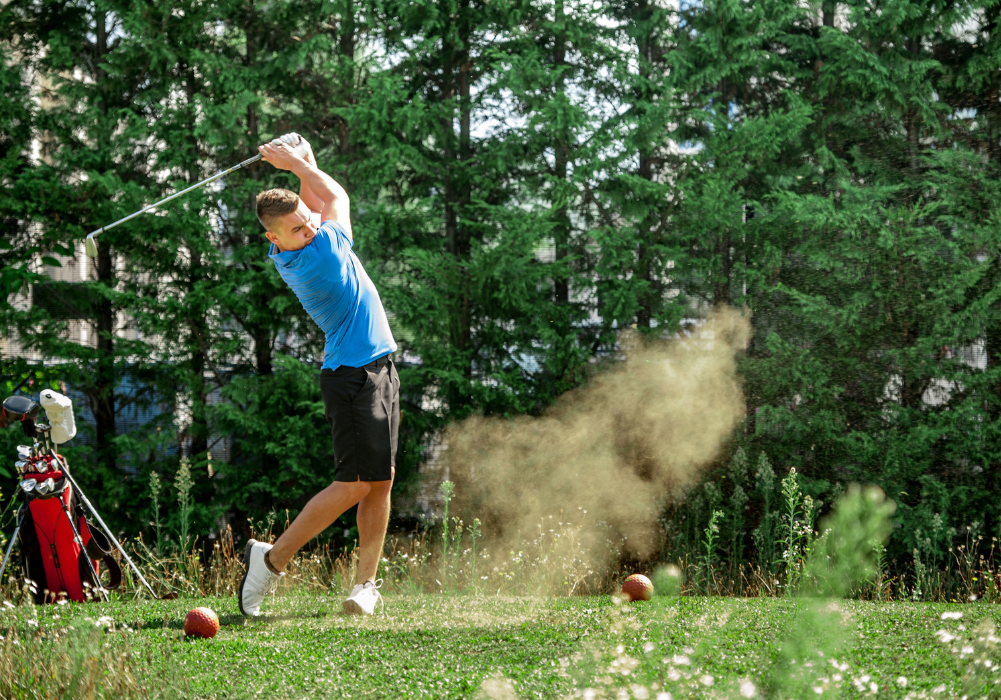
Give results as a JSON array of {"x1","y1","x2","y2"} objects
[
  {"x1": 57, "y1": 457, "x2": 175, "y2": 600},
  {"x1": 85, "y1": 135, "x2": 309, "y2": 258},
  {"x1": 56, "y1": 494, "x2": 109, "y2": 602},
  {"x1": 0, "y1": 506, "x2": 27, "y2": 588}
]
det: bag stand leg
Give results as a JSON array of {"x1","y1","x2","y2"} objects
[
  {"x1": 59, "y1": 465, "x2": 169, "y2": 600},
  {"x1": 0, "y1": 504, "x2": 26, "y2": 586},
  {"x1": 58, "y1": 499, "x2": 108, "y2": 602}
]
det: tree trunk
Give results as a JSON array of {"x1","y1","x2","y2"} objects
[
  {"x1": 181, "y1": 64, "x2": 209, "y2": 459},
  {"x1": 553, "y1": 0, "x2": 570, "y2": 307},
  {"x1": 93, "y1": 9, "x2": 116, "y2": 471},
  {"x1": 445, "y1": 2, "x2": 472, "y2": 382},
  {"x1": 635, "y1": 0, "x2": 659, "y2": 328},
  {"x1": 822, "y1": 0, "x2": 835, "y2": 27},
  {"x1": 338, "y1": 0, "x2": 355, "y2": 162},
  {"x1": 95, "y1": 233, "x2": 117, "y2": 468},
  {"x1": 715, "y1": 227, "x2": 731, "y2": 307}
]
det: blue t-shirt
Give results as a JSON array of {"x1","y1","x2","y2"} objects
[{"x1": 269, "y1": 220, "x2": 396, "y2": 371}]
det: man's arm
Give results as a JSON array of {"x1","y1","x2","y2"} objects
[
  {"x1": 258, "y1": 141, "x2": 352, "y2": 239},
  {"x1": 296, "y1": 145, "x2": 326, "y2": 214}
]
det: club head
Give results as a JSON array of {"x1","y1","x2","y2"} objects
[
  {"x1": 17, "y1": 445, "x2": 31, "y2": 458},
  {"x1": 85, "y1": 235, "x2": 98, "y2": 258},
  {"x1": 20, "y1": 479, "x2": 36, "y2": 494},
  {"x1": 36, "y1": 478, "x2": 55, "y2": 495},
  {"x1": 14, "y1": 460, "x2": 29, "y2": 472}
]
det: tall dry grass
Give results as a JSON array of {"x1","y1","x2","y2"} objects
[{"x1": 1, "y1": 498, "x2": 998, "y2": 604}]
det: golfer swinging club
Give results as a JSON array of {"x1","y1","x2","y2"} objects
[{"x1": 239, "y1": 133, "x2": 398, "y2": 617}]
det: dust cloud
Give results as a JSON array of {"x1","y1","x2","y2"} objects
[{"x1": 442, "y1": 308, "x2": 750, "y2": 568}]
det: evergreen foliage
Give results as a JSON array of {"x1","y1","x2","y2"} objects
[{"x1": 1, "y1": 0, "x2": 999, "y2": 577}]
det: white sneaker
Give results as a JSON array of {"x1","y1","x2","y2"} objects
[
  {"x1": 342, "y1": 579, "x2": 383, "y2": 615},
  {"x1": 239, "y1": 539, "x2": 284, "y2": 616}
]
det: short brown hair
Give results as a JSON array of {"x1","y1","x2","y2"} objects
[{"x1": 256, "y1": 188, "x2": 299, "y2": 230}]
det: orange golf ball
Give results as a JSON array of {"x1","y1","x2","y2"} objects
[
  {"x1": 183, "y1": 607, "x2": 220, "y2": 639},
  {"x1": 622, "y1": 573, "x2": 654, "y2": 602}
]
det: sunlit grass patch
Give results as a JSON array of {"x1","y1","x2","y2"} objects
[{"x1": 1, "y1": 593, "x2": 997, "y2": 699}]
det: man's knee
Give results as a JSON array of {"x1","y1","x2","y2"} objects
[{"x1": 363, "y1": 473, "x2": 394, "y2": 503}]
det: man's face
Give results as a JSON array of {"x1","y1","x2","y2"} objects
[{"x1": 265, "y1": 199, "x2": 317, "y2": 252}]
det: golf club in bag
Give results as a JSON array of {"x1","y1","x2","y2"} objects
[
  {"x1": 84, "y1": 133, "x2": 310, "y2": 258},
  {"x1": 0, "y1": 391, "x2": 171, "y2": 602}
]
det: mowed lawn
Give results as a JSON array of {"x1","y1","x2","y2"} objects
[{"x1": 2, "y1": 592, "x2": 998, "y2": 699}]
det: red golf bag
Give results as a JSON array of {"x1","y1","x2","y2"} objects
[{"x1": 17, "y1": 472, "x2": 122, "y2": 604}]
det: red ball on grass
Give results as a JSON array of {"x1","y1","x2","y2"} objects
[
  {"x1": 621, "y1": 573, "x2": 654, "y2": 602},
  {"x1": 183, "y1": 607, "x2": 220, "y2": 639}
]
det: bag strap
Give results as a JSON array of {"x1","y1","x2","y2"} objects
[
  {"x1": 78, "y1": 516, "x2": 123, "y2": 590},
  {"x1": 100, "y1": 552, "x2": 123, "y2": 590}
]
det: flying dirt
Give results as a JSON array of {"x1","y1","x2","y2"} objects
[{"x1": 443, "y1": 308, "x2": 750, "y2": 571}]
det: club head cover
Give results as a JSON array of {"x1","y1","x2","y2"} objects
[{"x1": 39, "y1": 389, "x2": 77, "y2": 445}]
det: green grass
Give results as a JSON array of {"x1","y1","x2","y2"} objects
[{"x1": 1, "y1": 593, "x2": 998, "y2": 699}]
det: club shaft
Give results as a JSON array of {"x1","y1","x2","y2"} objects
[
  {"x1": 60, "y1": 463, "x2": 159, "y2": 599},
  {"x1": 86, "y1": 153, "x2": 263, "y2": 239},
  {"x1": 60, "y1": 498, "x2": 108, "y2": 602},
  {"x1": 0, "y1": 507, "x2": 26, "y2": 585}
]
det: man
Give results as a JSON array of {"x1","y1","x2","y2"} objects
[{"x1": 238, "y1": 133, "x2": 399, "y2": 617}]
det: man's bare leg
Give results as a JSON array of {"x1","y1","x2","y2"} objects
[
  {"x1": 268, "y1": 480, "x2": 371, "y2": 570},
  {"x1": 355, "y1": 471, "x2": 394, "y2": 582}
]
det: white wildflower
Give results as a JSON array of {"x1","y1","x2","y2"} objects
[
  {"x1": 941, "y1": 611, "x2": 963, "y2": 620},
  {"x1": 740, "y1": 679, "x2": 756, "y2": 698}
]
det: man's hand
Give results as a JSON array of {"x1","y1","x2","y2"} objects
[
  {"x1": 258, "y1": 140, "x2": 306, "y2": 172},
  {"x1": 273, "y1": 133, "x2": 313, "y2": 162},
  {"x1": 257, "y1": 134, "x2": 351, "y2": 236}
]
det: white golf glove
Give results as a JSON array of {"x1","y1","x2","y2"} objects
[{"x1": 270, "y1": 132, "x2": 311, "y2": 159}]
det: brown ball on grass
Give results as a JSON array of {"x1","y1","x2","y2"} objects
[{"x1": 621, "y1": 573, "x2": 654, "y2": 602}]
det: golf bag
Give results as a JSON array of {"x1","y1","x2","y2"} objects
[
  {"x1": 1, "y1": 392, "x2": 129, "y2": 604},
  {"x1": 17, "y1": 471, "x2": 122, "y2": 604}
]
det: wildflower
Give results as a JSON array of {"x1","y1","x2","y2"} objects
[
  {"x1": 941, "y1": 611, "x2": 963, "y2": 620},
  {"x1": 643, "y1": 642, "x2": 655, "y2": 654},
  {"x1": 700, "y1": 675, "x2": 714, "y2": 686},
  {"x1": 672, "y1": 654, "x2": 690, "y2": 666},
  {"x1": 896, "y1": 677, "x2": 907, "y2": 687},
  {"x1": 740, "y1": 679, "x2": 756, "y2": 697}
]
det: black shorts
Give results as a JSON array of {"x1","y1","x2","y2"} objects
[{"x1": 320, "y1": 354, "x2": 400, "y2": 482}]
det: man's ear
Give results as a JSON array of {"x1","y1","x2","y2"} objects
[{"x1": 265, "y1": 231, "x2": 280, "y2": 246}]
